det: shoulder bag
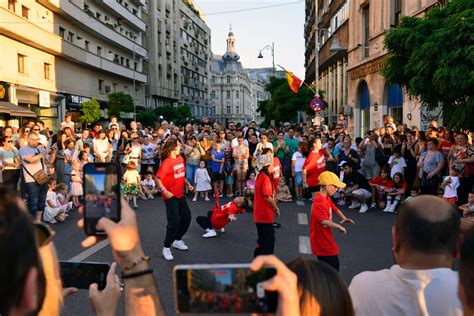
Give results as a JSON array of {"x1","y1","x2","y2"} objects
[{"x1": 22, "y1": 149, "x2": 49, "y2": 185}]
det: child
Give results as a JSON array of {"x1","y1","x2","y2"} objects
[
  {"x1": 211, "y1": 141, "x2": 225, "y2": 197},
  {"x1": 122, "y1": 161, "x2": 141, "y2": 208},
  {"x1": 292, "y1": 142, "x2": 307, "y2": 200},
  {"x1": 405, "y1": 189, "x2": 419, "y2": 202},
  {"x1": 369, "y1": 166, "x2": 392, "y2": 209},
  {"x1": 193, "y1": 160, "x2": 212, "y2": 202},
  {"x1": 83, "y1": 143, "x2": 94, "y2": 163},
  {"x1": 141, "y1": 172, "x2": 157, "y2": 199},
  {"x1": 56, "y1": 183, "x2": 73, "y2": 212},
  {"x1": 70, "y1": 160, "x2": 83, "y2": 207},
  {"x1": 277, "y1": 178, "x2": 292, "y2": 202},
  {"x1": 246, "y1": 172, "x2": 256, "y2": 190},
  {"x1": 43, "y1": 179, "x2": 68, "y2": 224},
  {"x1": 196, "y1": 190, "x2": 253, "y2": 238},
  {"x1": 460, "y1": 192, "x2": 474, "y2": 219},
  {"x1": 388, "y1": 145, "x2": 407, "y2": 179},
  {"x1": 442, "y1": 168, "x2": 460, "y2": 205},
  {"x1": 383, "y1": 172, "x2": 406, "y2": 213}
]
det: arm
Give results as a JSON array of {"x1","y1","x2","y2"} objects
[
  {"x1": 320, "y1": 219, "x2": 347, "y2": 234},
  {"x1": 155, "y1": 177, "x2": 173, "y2": 199},
  {"x1": 344, "y1": 184, "x2": 359, "y2": 194},
  {"x1": 21, "y1": 149, "x2": 50, "y2": 163}
]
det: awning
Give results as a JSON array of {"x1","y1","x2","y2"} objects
[{"x1": 0, "y1": 101, "x2": 36, "y2": 117}]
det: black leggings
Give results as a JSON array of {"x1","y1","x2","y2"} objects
[
  {"x1": 196, "y1": 211, "x2": 213, "y2": 230},
  {"x1": 163, "y1": 197, "x2": 191, "y2": 248},
  {"x1": 317, "y1": 255, "x2": 340, "y2": 271},
  {"x1": 253, "y1": 223, "x2": 275, "y2": 257}
]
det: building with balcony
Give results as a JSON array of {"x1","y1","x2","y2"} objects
[
  {"x1": 347, "y1": 0, "x2": 442, "y2": 136},
  {"x1": 0, "y1": 0, "x2": 148, "y2": 129},
  {"x1": 304, "y1": 0, "x2": 350, "y2": 128},
  {"x1": 210, "y1": 28, "x2": 253, "y2": 126}
]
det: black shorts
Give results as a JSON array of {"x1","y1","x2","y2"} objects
[
  {"x1": 212, "y1": 172, "x2": 225, "y2": 182},
  {"x1": 309, "y1": 185, "x2": 320, "y2": 193}
]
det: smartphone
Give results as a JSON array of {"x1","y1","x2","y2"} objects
[
  {"x1": 59, "y1": 261, "x2": 109, "y2": 290},
  {"x1": 83, "y1": 163, "x2": 121, "y2": 236},
  {"x1": 174, "y1": 264, "x2": 278, "y2": 314}
]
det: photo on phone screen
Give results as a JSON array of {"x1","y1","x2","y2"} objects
[
  {"x1": 59, "y1": 261, "x2": 109, "y2": 290},
  {"x1": 174, "y1": 264, "x2": 278, "y2": 314},
  {"x1": 83, "y1": 163, "x2": 120, "y2": 236}
]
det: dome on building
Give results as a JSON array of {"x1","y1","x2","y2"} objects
[{"x1": 222, "y1": 51, "x2": 240, "y2": 62}]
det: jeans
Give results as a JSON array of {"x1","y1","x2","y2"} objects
[
  {"x1": 254, "y1": 223, "x2": 275, "y2": 257},
  {"x1": 26, "y1": 182, "x2": 48, "y2": 218},
  {"x1": 163, "y1": 197, "x2": 191, "y2": 248},
  {"x1": 186, "y1": 164, "x2": 198, "y2": 184}
]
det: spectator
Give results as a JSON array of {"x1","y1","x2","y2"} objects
[
  {"x1": 349, "y1": 195, "x2": 462, "y2": 315},
  {"x1": 401, "y1": 130, "x2": 418, "y2": 196},
  {"x1": 233, "y1": 135, "x2": 250, "y2": 197},
  {"x1": 253, "y1": 133, "x2": 273, "y2": 159},
  {"x1": 388, "y1": 145, "x2": 407, "y2": 179},
  {"x1": 184, "y1": 135, "x2": 204, "y2": 188},
  {"x1": 368, "y1": 166, "x2": 392, "y2": 210},
  {"x1": 340, "y1": 161, "x2": 372, "y2": 213},
  {"x1": 418, "y1": 137, "x2": 444, "y2": 195},
  {"x1": 292, "y1": 141, "x2": 308, "y2": 200},
  {"x1": 359, "y1": 134, "x2": 380, "y2": 180},
  {"x1": 0, "y1": 135, "x2": 21, "y2": 190},
  {"x1": 382, "y1": 172, "x2": 406, "y2": 213},
  {"x1": 458, "y1": 228, "x2": 474, "y2": 316},
  {"x1": 459, "y1": 192, "x2": 474, "y2": 219},
  {"x1": 337, "y1": 136, "x2": 360, "y2": 171},
  {"x1": 442, "y1": 167, "x2": 461, "y2": 205},
  {"x1": 93, "y1": 130, "x2": 112, "y2": 163},
  {"x1": 60, "y1": 112, "x2": 75, "y2": 132},
  {"x1": 449, "y1": 132, "x2": 474, "y2": 205}
]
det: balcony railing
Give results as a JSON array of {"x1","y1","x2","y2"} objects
[{"x1": 100, "y1": 0, "x2": 146, "y2": 31}]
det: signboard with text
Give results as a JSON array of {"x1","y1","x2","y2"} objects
[{"x1": 39, "y1": 91, "x2": 50, "y2": 107}]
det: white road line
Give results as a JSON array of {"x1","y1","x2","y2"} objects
[
  {"x1": 298, "y1": 213, "x2": 308, "y2": 225},
  {"x1": 298, "y1": 236, "x2": 311, "y2": 254},
  {"x1": 296, "y1": 200, "x2": 305, "y2": 206},
  {"x1": 68, "y1": 239, "x2": 110, "y2": 262}
]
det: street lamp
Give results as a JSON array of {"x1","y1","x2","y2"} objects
[{"x1": 257, "y1": 42, "x2": 275, "y2": 77}]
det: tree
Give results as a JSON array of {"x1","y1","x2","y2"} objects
[
  {"x1": 381, "y1": 0, "x2": 474, "y2": 129},
  {"x1": 136, "y1": 111, "x2": 156, "y2": 127},
  {"x1": 107, "y1": 92, "x2": 134, "y2": 119},
  {"x1": 152, "y1": 105, "x2": 192, "y2": 123},
  {"x1": 257, "y1": 77, "x2": 322, "y2": 126},
  {"x1": 80, "y1": 99, "x2": 101, "y2": 125}
]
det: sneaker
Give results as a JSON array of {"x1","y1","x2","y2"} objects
[
  {"x1": 273, "y1": 222, "x2": 282, "y2": 228},
  {"x1": 202, "y1": 229, "x2": 217, "y2": 238},
  {"x1": 192, "y1": 197, "x2": 197, "y2": 202},
  {"x1": 162, "y1": 247, "x2": 174, "y2": 261},
  {"x1": 382, "y1": 204, "x2": 392, "y2": 213},
  {"x1": 349, "y1": 201, "x2": 361, "y2": 209},
  {"x1": 220, "y1": 228, "x2": 225, "y2": 233},
  {"x1": 172, "y1": 240, "x2": 189, "y2": 251},
  {"x1": 205, "y1": 196, "x2": 210, "y2": 201},
  {"x1": 133, "y1": 204, "x2": 138, "y2": 209},
  {"x1": 388, "y1": 204, "x2": 397, "y2": 213},
  {"x1": 359, "y1": 204, "x2": 369, "y2": 213},
  {"x1": 370, "y1": 202, "x2": 376, "y2": 209},
  {"x1": 219, "y1": 193, "x2": 224, "y2": 198}
]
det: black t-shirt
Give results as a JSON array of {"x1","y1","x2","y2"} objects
[{"x1": 343, "y1": 171, "x2": 371, "y2": 192}]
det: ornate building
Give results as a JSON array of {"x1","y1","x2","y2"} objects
[{"x1": 210, "y1": 27, "x2": 253, "y2": 125}]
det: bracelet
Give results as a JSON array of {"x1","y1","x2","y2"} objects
[
  {"x1": 122, "y1": 269, "x2": 154, "y2": 279},
  {"x1": 123, "y1": 255, "x2": 150, "y2": 271}
]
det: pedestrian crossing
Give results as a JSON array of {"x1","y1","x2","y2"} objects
[{"x1": 298, "y1": 210, "x2": 311, "y2": 255}]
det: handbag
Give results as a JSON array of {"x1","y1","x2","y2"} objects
[{"x1": 21, "y1": 149, "x2": 49, "y2": 185}]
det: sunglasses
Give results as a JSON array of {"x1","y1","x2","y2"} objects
[
  {"x1": 6, "y1": 140, "x2": 13, "y2": 143},
  {"x1": 25, "y1": 129, "x2": 31, "y2": 133},
  {"x1": 34, "y1": 222, "x2": 55, "y2": 247},
  {"x1": 132, "y1": 137, "x2": 139, "y2": 140},
  {"x1": 33, "y1": 128, "x2": 40, "y2": 131}
]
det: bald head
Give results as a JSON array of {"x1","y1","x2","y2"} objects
[{"x1": 395, "y1": 196, "x2": 460, "y2": 255}]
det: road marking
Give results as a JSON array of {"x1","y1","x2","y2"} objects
[
  {"x1": 298, "y1": 236, "x2": 311, "y2": 254},
  {"x1": 68, "y1": 239, "x2": 110, "y2": 262},
  {"x1": 296, "y1": 200, "x2": 305, "y2": 206},
  {"x1": 298, "y1": 213, "x2": 308, "y2": 225}
]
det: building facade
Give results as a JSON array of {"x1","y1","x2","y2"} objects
[
  {"x1": 0, "y1": 0, "x2": 148, "y2": 130},
  {"x1": 210, "y1": 28, "x2": 253, "y2": 126}
]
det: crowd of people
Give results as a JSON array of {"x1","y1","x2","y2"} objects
[{"x1": 1, "y1": 113, "x2": 474, "y2": 315}]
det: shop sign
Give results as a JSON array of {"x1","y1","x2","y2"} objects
[
  {"x1": 0, "y1": 82, "x2": 9, "y2": 101},
  {"x1": 39, "y1": 91, "x2": 50, "y2": 107},
  {"x1": 349, "y1": 57, "x2": 385, "y2": 80},
  {"x1": 66, "y1": 94, "x2": 91, "y2": 110}
]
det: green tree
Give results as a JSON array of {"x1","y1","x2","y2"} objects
[
  {"x1": 80, "y1": 98, "x2": 101, "y2": 125},
  {"x1": 152, "y1": 105, "x2": 192, "y2": 123},
  {"x1": 381, "y1": 0, "x2": 474, "y2": 129},
  {"x1": 257, "y1": 77, "x2": 322, "y2": 126},
  {"x1": 107, "y1": 92, "x2": 134, "y2": 119},
  {"x1": 136, "y1": 111, "x2": 156, "y2": 127}
]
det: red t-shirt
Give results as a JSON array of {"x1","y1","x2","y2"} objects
[
  {"x1": 211, "y1": 201, "x2": 246, "y2": 229},
  {"x1": 369, "y1": 176, "x2": 393, "y2": 192},
  {"x1": 439, "y1": 141, "x2": 454, "y2": 157},
  {"x1": 253, "y1": 173, "x2": 274, "y2": 223},
  {"x1": 156, "y1": 156, "x2": 186, "y2": 200},
  {"x1": 272, "y1": 157, "x2": 282, "y2": 194},
  {"x1": 310, "y1": 193, "x2": 339, "y2": 256},
  {"x1": 303, "y1": 150, "x2": 328, "y2": 187}
]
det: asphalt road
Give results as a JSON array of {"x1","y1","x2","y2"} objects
[{"x1": 56, "y1": 195, "x2": 396, "y2": 315}]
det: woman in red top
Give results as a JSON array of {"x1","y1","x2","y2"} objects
[
  {"x1": 302, "y1": 137, "x2": 328, "y2": 196},
  {"x1": 311, "y1": 171, "x2": 354, "y2": 271},
  {"x1": 253, "y1": 154, "x2": 279, "y2": 257},
  {"x1": 262, "y1": 148, "x2": 283, "y2": 228},
  {"x1": 156, "y1": 137, "x2": 194, "y2": 261}
]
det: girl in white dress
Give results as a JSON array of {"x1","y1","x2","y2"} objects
[
  {"x1": 70, "y1": 160, "x2": 83, "y2": 207},
  {"x1": 193, "y1": 160, "x2": 212, "y2": 202},
  {"x1": 43, "y1": 179, "x2": 68, "y2": 224}
]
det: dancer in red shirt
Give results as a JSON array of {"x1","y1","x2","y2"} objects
[
  {"x1": 156, "y1": 137, "x2": 194, "y2": 261},
  {"x1": 311, "y1": 171, "x2": 354, "y2": 271},
  {"x1": 303, "y1": 137, "x2": 328, "y2": 196},
  {"x1": 262, "y1": 147, "x2": 283, "y2": 228}
]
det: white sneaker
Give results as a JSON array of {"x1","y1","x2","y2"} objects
[
  {"x1": 202, "y1": 229, "x2": 217, "y2": 238},
  {"x1": 349, "y1": 201, "x2": 361, "y2": 209},
  {"x1": 220, "y1": 228, "x2": 225, "y2": 233},
  {"x1": 172, "y1": 240, "x2": 189, "y2": 251},
  {"x1": 162, "y1": 247, "x2": 174, "y2": 261},
  {"x1": 383, "y1": 203, "x2": 392, "y2": 213},
  {"x1": 359, "y1": 204, "x2": 369, "y2": 213},
  {"x1": 388, "y1": 203, "x2": 398, "y2": 213},
  {"x1": 370, "y1": 202, "x2": 376, "y2": 209}
]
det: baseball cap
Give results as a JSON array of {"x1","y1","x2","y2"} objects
[
  {"x1": 318, "y1": 171, "x2": 346, "y2": 188},
  {"x1": 338, "y1": 161, "x2": 349, "y2": 168}
]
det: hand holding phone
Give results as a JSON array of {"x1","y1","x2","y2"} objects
[{"x1": 59, "y1": 261, "x2": 110, "y2": 290}]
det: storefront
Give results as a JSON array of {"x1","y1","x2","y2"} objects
[
  {"x1": 64, "y1": 93, "x2": 108, "y2": 129},
  {"x1": 0, "y1": 81, "x2": 36, "y2": 128}
]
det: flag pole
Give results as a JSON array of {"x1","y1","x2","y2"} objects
[{"x1": 276, "y1": 64, "x2": 316, "y2": 94}]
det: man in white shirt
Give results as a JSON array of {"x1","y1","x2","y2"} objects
[{"x1": 349, "y1": 195, "x2": 463, "y2": 316}]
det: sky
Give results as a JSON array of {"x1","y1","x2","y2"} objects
[{"x1": 196, "y1": 0, "x2": 306, "y2": 79}]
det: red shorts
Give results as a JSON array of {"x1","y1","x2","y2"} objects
[{"x1": 444, "y1": 197, "x2": 457, "y2": 205}]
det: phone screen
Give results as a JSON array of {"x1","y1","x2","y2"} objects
[
  {"x1": 83, "y1": 163, "x2": 120, "y2": 235},
  {"x1": 59, "y1": 261, "x2": 109, "y2": 290},
  {"x1": 174, "y1": 264, "x2": 278, "y2": 314}
]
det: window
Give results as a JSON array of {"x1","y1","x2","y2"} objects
[
  {"x1": 113, "y1": 83, "x2": 117, "y2": 92},
  {"x1": 85, "y1": 40, "x2": 89, "y2": 51},
  {"x1": 362, "y1": 6, "x2": 370, "y2": 57},
  {"x1": 21, "y1": 5, "x2": 28, "y2": 19},
  {"x1": 8, "y1": 0, "x2": 15, "y2": 12},
  {"x1": 98, "y1": 79, "x2": 104, "y2": 92},
  {"x1": 235, "y1": 105, "x2": 239, "y2": 114},
  {"x1": 44, "y1": 63, "x2": 51, "y2": 80},
  {"x1": 211, "y1": 76, "x2": 216, "y2": 83},
  {"x1": 226, "y1": 105, "x2": 231, "y2": 114},
  {"x1": 394, "y1": 0, "x2": 402, "y2": 26},
  {"x1": 17, "y1": 54, "x2": 25, "y2": 73},
  {"x1": 226, "y1": 90, "x2": 231, "y2": 99},
  {"x1": 59, "y1": 27, "x2": 65, "y2": 38},
  {"x1": 97, "y1": 46, "x2": 102, "y2": 56},
  {"x1": 96, "y1": 12, "x2": 101, "y2": 19},
  {"x1": 236, "y1": 90, "x2": 239, "y2": 98},
  {"x1": 67, "y1": 31, "x2": 74, "y2": 42},
  {"x1": 226, "y1": 76, "x2": 230, "y2": 83}
]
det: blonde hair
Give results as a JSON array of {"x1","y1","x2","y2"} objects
[{"x1": 56, "y1": 183, "x2": 68, "y2": 193}]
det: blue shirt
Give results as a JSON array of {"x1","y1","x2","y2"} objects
[{"x1": 211, "y1": 149, "x2": 225, "y2": 173}]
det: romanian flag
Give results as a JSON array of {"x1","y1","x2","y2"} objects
[{"x1": 284, "y1": 68, "x2": 303, "y2": 93}]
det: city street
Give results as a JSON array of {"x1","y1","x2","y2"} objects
[{"x1": 56, "y1": 195, "x2": 396, "y2": 315}]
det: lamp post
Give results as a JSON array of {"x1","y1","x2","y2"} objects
[{"x1": 257, "y1": 42, "x2": 275, "y2": 77}]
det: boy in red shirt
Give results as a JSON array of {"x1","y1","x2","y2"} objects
[
  {"x1": 369, "y1": 166, "x2": 392, "y2": 210},
  {"x1": 311, "y1": 171, "x2": 354, "y2": 271}
]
